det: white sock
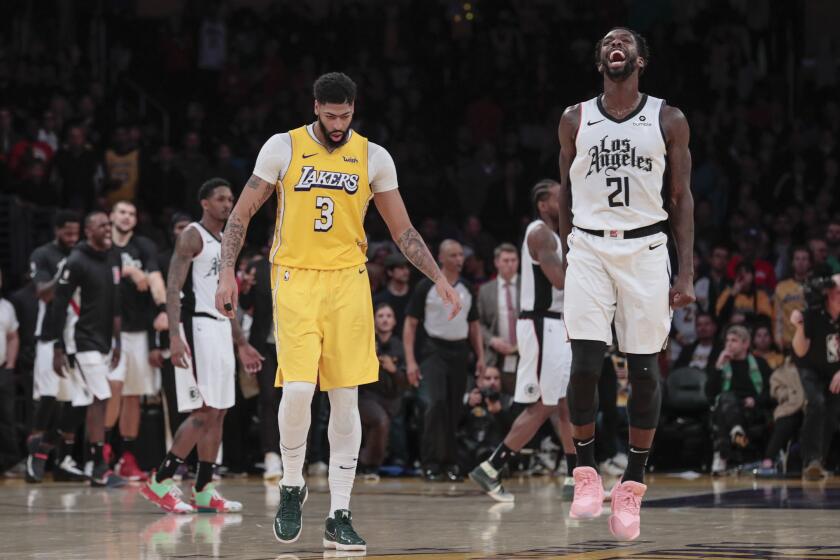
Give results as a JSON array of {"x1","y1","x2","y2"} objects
[
  {"x1": 327, "y1": 387, "x2": 361, "y2": 516},
  {"x1": 278, "y1": 381, "x2": 316, "y2": 487}
]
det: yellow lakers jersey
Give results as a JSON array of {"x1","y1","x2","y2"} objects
[{"x1": 269, "y1": 126, "x2": 372, "y2": 269}]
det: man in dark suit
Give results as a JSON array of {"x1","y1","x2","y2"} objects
[{"x1": 478, "y1": 243, "x2": 520, "y2": 395}]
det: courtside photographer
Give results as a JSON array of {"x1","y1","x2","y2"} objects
[{"x1": 791, "y1": 268, "x2": 840, "y2": 480}]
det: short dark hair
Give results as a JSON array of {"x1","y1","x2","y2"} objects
[
  {"x1": 594, "y1": 27, "x2": 650, "y2": 75},
  {"x1": 313, "y1": 72, "x2": 357, "y2": 105},
  {"x1": 791, "y1": 245, "x2": 812, "y2": 263},
  {"x1": 494, "y1": 243, "x2": 518, "y2": 259},
  {"x1": 374, "y1": 302, "x2": 394, "y2": 314},
  {"x1": 54, "y1": 209, "x2": 80, "y2": 229},
  {"x1": 530, "y1": 179, "x2": 559, "y2": 216},
  {"x1": 198, "y1": 177, "x2": 231, "y2": 202},
  {"x1": 83, "y1": 210, "x2": 107, "y2": 228},
  {"x1": 170, "y1": 212, "x2": 192, "y2": 230}
]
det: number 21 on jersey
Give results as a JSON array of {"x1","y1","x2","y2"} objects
[
  {"x1": 314, "y1": 196, "x2": 335, "y2": 231},
  {"x1": 606, "y1": 177, "x2": 630, "y2": 207}
]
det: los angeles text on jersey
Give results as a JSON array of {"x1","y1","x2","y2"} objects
[
  {"x1": 586, "y1": 136, "x2": 653, "y2": 178},
  {"x1": 292, "y1": 166, "x2": 360, "y2": 194}
]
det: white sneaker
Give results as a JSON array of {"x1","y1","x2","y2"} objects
[
  {"x1": 712, "y1": 452, "x2": 727, "y2": 475},
  {"x1": 308, "y1": 461, "x2": 328, "y2": 476},
  {"x1": 611, "y1": 452, "x2": 628, "y2": 469},
  {"x1": 263, "y1": 452, "x2": 283, "y2": 480},
  {"x1": 599, "y1": 458, "x2": 625, "y2": 477}
]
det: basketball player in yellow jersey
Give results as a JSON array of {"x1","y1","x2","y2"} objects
[{"x1": 215, "y1": 72, "x2": 461, "y2": 552}]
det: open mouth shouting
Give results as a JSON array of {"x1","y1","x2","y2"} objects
[{"x1": 608, "y1": 49, "x2": 627, "y2": 68}]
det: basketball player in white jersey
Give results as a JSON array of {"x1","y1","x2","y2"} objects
[
  {"x1": 558, "y1": 28, "x2": 694, "y2": 540},
  {"x1": 141, "y1": 178, "x2": 263, "y2": 514},
  {"x1": 469, "y1": 179, "x2": 576, "y2": 502}
]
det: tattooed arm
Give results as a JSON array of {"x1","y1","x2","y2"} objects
[
  {"x1": 167, "y1": 226, "x2": 202, "y2": 368},
  {"x1": 216, "y1": 174, "x2": 275, "y2": 317},
  {"x1": 374, "y1": 189, "x2": 462, "y2": 318}
]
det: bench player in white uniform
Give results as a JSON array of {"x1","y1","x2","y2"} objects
[
  {"x1": 469, "y1": 180, "x2": 576, "y2": 502},
  {"x1": 558, "y1": 28, "x2": 694, "y2": 540},
  {"x1": 141, "y1": 178, "x2": 263, "y2": 514}
]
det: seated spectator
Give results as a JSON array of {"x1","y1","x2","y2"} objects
[
  {"x1": 707, "y1": 325, "x2": 773, "y2": 474},
  {"x1": 358, "y1": 303, "x2": 407, "y2": 480},
  {"x1": 773, "y1": 246, "x2": 810, "y2": 351},
  {"x1": 754, "y1": 357, "x2": 805, "y2": 476},
  {"x1": 716, "y1": 261, "x2": 773, "y2": 326},
  {"x1": 372, "y1": 254, "x2": 412, "y2": 335},
  {"x1": 457, "y1": 366, "x2": 513, "y2": 472},
  {"x1": 673, "y1": 311, "x2": 720, "y2": 370},
  {"x1": 726, "y1": 228, "x2": 777, "y2": 292},
  {"x1": 694, "y1": 243, "x2": 729, "y2": 313},
  {"x1": 752, "y1": 324, "x2": 784, "y2": 369}
]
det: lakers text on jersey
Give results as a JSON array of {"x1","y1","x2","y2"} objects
[{"x1": 269, "y1": 125, "x2": 372, "y2": 270}]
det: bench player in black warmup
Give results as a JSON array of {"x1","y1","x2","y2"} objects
[
  {"x1": 25, "y1": 211, "x2": 88, "y2": 483},
  {"x1": 558, "y1": 28, "x2": 694, "y2": 540},
  {"x1": 46, "y1": 211, "x2": 125, "y2": 487}
]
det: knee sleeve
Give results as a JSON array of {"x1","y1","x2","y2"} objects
[
  {"x1": 567, "y1": 340, "x2": 607, "y2": 426},
  {"x1": 278, "y1": 381, "x2": 315, "y2": 448},
  {"x1": 327, "y1": 387, "x2": 361, "y2": 447},
  {"x1": 626, "y1": 353, "x2": 662, "y2": 429}
]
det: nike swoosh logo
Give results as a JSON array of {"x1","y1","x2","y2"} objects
[
  {"x1": 338, "y1": 465, "x2": 355, "y2": 470},
  {"x1": 587, "y1": 119, "x2": 605, "y2": 126},
  {"x1": 649, "y1": 243, "x2": 664, "y2": 250},
  {"x1": 302, "y1": 153, "x2": 317, "y2": 159},
  {"x1": 358, "y1": 267, "x2": 365, "y2": 274}
]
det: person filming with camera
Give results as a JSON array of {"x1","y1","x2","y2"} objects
[
  {"x1": 791, "y1": 270, "x2": 840, "y2": 480},
  {"x1": 458, "y1": 367, "x2": 513, "y2": 474}
]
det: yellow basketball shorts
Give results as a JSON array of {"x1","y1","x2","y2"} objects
[{"x1": 271, "y1": 264, "x2": 379, "y2": 390}]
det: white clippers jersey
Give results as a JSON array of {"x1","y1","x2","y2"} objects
[
  {"x1": 520, "y1": 220, "x2": 564, "y2": 314},
  {"x1": 568, "y1": 94, "x2": 668, "y2": 231},
  {"x1": 182, "y1": 223, "x2": 225, "y2": 320}
]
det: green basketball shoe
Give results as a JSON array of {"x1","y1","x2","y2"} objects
[
  {"x1": 273, "y1": 485, "x2": 308, "y2": 544},
  {"x1": 324, "y1": 509, "x2": 366, "y2": 552}
]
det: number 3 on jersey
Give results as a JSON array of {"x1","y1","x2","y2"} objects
[
  {"x1": 314, "y1": 196, "x2": 335, "y2": 231},
  {"x1": 606, "y1": 177, "x2": 630, "y2": 207},
  {"x1": 314, "y1": 196, "x2": 334, "y2": 231}
]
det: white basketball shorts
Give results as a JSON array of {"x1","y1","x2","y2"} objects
[
  {"x1": 175, "y1": 316, "x2": 235, "y2": 412},
  {"x1": 33, "y1": 341, "x2": 82, "y2": 403},
  {"x1": 74, "y1": 351, "x2": 114, "y2": 405},
  {"x1": 108, "y1": 331, "x2": 159, "y2": 396},
  {"x1": 514, "y1": 315, "x2": 572, "y2": 405},
  {"x1": 564, "y1": 228, "x2": 672, "y2": 354}
]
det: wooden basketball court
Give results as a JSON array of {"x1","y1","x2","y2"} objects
[{"x1": 3, "y1": 474, "x2": 838, "y2": 559}]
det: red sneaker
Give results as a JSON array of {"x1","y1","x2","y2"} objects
[
  {"x1": 140, "y1": 474, "x2": 195, "y2": 514},
  {"x1": 116, "y1": 451, "x2": 148, "y2": 481}
]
